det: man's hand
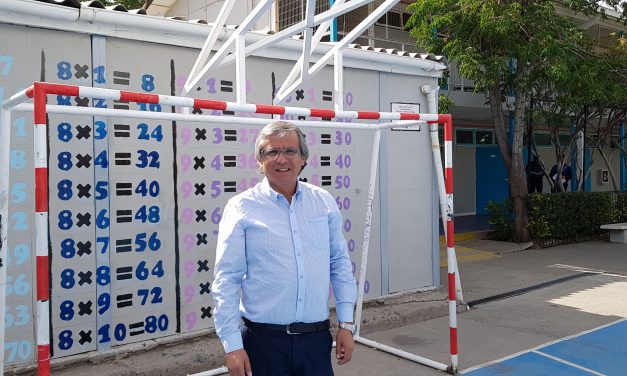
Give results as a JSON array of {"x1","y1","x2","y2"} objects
[
  {"x1": 335, "y1": 329, "x2": 355, "y2": 365},
  {"x1": 226, "y1": 348, "x2": 252, "y2": 376}
]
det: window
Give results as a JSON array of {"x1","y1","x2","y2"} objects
[
  {"x1": 475, "y1": 130, "x2": 494, "y2": 145},
  {"x1": 455, "y1": 129, "x2": 474, "y2": 145},
  {"x1": 557, "y1": 133, "x2": 571, "y2": 147},
  {"x1": 387, "y1": 12, "x2": 402, "y2": 28},
  {"x1": 533, "y1": 132, "x2": 552, "y2": 147},
  {"x1": 375, "y1": 11, "x2": 409, "y2": 29},
  {"x1": 403, "y1": 12, "x2": 412, "y2": 30}
]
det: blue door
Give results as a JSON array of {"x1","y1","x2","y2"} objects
[{"x1": 476, "y1": 147, "x2": 509, "y2": 215}]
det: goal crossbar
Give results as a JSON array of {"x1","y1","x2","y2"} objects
[{"x1": 0, "y1": 81, "x2": 459, "y2": 375}]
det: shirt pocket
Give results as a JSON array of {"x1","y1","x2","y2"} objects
[{"x1": 309, "y1": 216, "x2": 330, "y2": 249}]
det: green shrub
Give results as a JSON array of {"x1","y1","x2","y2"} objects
[
  {"x1": 487, "y1": 191, "x2": 627, "y2": 243},
  {"x1": 485, "y1": 200, "x2": 514, "y2": 241}
]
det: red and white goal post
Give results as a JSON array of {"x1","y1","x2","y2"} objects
[{"x1": 0, "y1": 81, "x2": 459, "y2": 375}]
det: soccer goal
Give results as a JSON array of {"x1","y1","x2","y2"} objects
[{"x1": 0, "y1": 81, "x2": 459, "y2": 375}]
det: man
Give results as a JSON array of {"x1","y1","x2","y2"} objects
[
  {"x1": 526, "y1": 156, "x2": 544, "y2": 193},
  {"x1": 212, "y1": 121, "x2": 357, "y2": 376},
  {"x1": 550, "y1": 162, "x2": 572, "y2": 192}
]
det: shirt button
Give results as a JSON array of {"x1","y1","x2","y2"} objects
[
  {"x1": 299, "y1": 299, "x2": 302, "y2": 302},
  {"x1": 293, "y1": 230, "x2": 297, "y2": 234},
  {"x1": 297, "y1": 253, "x2": 302, "y2": 256},
  {"x1": 300, "y1": 275, "x2": 304, "y2": 279}
]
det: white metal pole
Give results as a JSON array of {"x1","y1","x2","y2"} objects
[
  {"x1": 187, "y1": 366, "x2": 229, "y2": 376},
  {"x1": 333, "y1": 50, "x2": 344, "y2": 112},
  {"x1": 354, "y1": 335, "x2": 449, "y2": 372},
  {"x1": 423, "y1": 86, "x2": 465, "y2": 304},
  {"x1": 0, "y1": 106, "x2": 12, "y2": 375},
  {"x1": 354, "y1": 129, "x2": 381, "y2": 337},
  {"x1": 235, "y1": 34, "x2": 247, "y2": 104},
  {"x1": 183, "y1": 0, "x2": 237, "y2": 95}
]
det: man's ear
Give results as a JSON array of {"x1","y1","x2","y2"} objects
[{"x1": 299, "y1": 161, "x2": 307, "y2": 175}]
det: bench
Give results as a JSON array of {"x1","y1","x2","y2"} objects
[{"x1": 600, "y1": 223, "x2": 627, "y2": 244}]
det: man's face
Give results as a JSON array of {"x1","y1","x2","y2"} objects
[{"x1": 260, "y1": 132, "x2": 306, "y2": 195}]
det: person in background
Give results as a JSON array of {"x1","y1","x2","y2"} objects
[
  {"x1": 526, "y1": 156, "x2": 545, "y2": 193},
  {"x1": 212, "y1": 121, "x2": 357, "y2": 376},
  {"x1": 550, "y1": 163, "x2": 572, "y2": 192}
]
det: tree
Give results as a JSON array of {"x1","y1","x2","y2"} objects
[
  {"x1": 530, "y1": 26, "x2": 627, "y2": 192},
  {"x1": 406, "y1": 0, "x2": 625, "y2": 242}
]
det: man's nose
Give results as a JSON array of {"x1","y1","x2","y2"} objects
[{"x1": 275, "y1": 151, "x2": 288, "y2": 162}]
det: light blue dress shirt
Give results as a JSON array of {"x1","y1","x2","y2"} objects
[{"x1": 212, "y1": 178, "x2": 357, "y2": 353}]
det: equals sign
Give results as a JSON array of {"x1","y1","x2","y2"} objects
[
  {"x1": 116, "y1": 182, "x2": 132, "y2": 196},
  {"x1": 223, "y1": 155, "x2": 236, "y2": 168},
  {"x1": 320, "y1": 156, "x2": 331, "y2": 166},
  {"x1": 321, "y1": 134, "x2": 331, "y2": 144},
  {"x1": 322, "y1": 90, "x2": 333, "y2": 101},
  {"x1": 116, "y1": 293, "x2": 133, "y2": 308},
  {"x1": 116, "y1": 210, "x2": 132, "y2": 223},
  {"x1": 113, "y1": 100, "x2": 129, "y2": 110},
  {"x1": 129, "y1": 321, "x2": 145, "y2": 336},
  {"x1": 220, "y1": 80, "x2": 233, "y2": 92},
  {"x1": 321, "y1": 176, "x2": 332, "y2": 186},
  {"x1": 116, "y1": 266, "x2": 133, "y2": 281},
  {"x1": 224, "y1": 129, "x2": 237, "y2": 141},
  {"x1": 115, "y1": 238, "x2": 132, "y2": 253},
  {"x1": 113, "y1": 71, "x2": 130, "y2": 86},
  {"x1": 223, "y1": 181, "x2": 236, "y2": 193},
  {"x1": 115, "y1": 153, "x2": 131, "y2": 166},
  {"x1": 114, "y1": 124, "x2": 130, "y2": 138}
]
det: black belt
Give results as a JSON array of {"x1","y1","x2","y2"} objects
[{"x1": 242, "y1": 317, "x2": 330, "y2": 335}]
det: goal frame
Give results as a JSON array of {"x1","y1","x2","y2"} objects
[{"x1": 0, "y1": 81, "x2": 459, "y2": 375}]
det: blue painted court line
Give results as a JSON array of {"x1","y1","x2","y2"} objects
[
  {"x1": 463, "y1": 319, "x2": 627, "y2": 376},
  {"x1": 462, "y1": 352, "x2": 594, "y2": 376},
  {"x1": 539, "y1": 320, "x2": 627, "y2": 376}
]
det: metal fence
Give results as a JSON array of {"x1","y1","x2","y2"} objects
[{"x1": 277, "y1": 0, "x2": 329, "y2": 30}]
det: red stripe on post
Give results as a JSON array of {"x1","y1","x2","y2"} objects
[
  {"x1": 399, "y1": 113, "x2": 420, "y2": 120},
  {"x1": 449, "y1": 327, "x2": 458, "y2": 355},
  {"x1": 33, "y1": 83, "x2": 47, "y2": 125},
  {"x1": 309, "y1": 109, "x2": 336, "y2": 119},
  {"x1": 448, "y1": 273, "x2": 456, "y2": 301},
  {"x1": 37, "y1": 256, "x2": 50, "y2": 301},
  {"x1": 443, "y1": 116, "x2": 453, "y2": 141},
  {"x1": 194, "y1": 99, "x2": 228, "y2": 111},
  {"x1": 357, "y1": 112, "x2": 380, "y2": 120},
  {"x1": 255, "y1": 105, "x2": 286, "y2": 115},
  {"x1": 37, "y1": 344, "x2": 51, "y2": 376},
  {"x1": 438, "y1": 113, "x2": 452, "y2": 124},
  {"x1": 42, "y1": 83, "x2": 79, "y2": 96},
  {"x1": 119, "y1": 91, "x2": 160, "y2": 104},
  {"x1": 446, "y1": 221, "x2": 455, "y2": 247},
  {"x1": 445, "y1": 168, "x2": 454, "y2": 193},
  {"x1": 35, "y1": 168, "x2": 48, "y2": 213}
]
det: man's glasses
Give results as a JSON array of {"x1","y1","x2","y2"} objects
[{"x1": 261, "y1": 147, "x2": 301, "y2": 160}]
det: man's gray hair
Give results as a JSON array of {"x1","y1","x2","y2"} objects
[{"x1": 255, "y1": 121, "x2": 309, "y2": 174}]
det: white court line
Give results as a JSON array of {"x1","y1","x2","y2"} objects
[
  {"x1": 548, "y1": 264, "x2": 627, "y2": 278},
  {"x1": 461, "y1": 318, "x2": 627, "y2": 374},
  {"x1": 533, "y1": 350, "x2": 606, "y2": 375}
]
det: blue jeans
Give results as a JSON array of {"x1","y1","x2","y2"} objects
[{"x1": 242, "y1": 325, "x2": 334, "y2": 376}]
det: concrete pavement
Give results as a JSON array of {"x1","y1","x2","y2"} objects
[
  {"x1": 42, "y1": 239, "x2": 627, "y2": 375},
  {"x1": 335, "y1": 240, "x2": 627, "y2": 375}
]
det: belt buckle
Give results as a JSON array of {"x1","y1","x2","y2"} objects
[{"x1": 286, "y1": 323, "x2": 301, "y2": 335}]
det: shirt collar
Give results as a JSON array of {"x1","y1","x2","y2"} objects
[{"x1": 260, "y1": 177, "x2": 303, "y2": 202}]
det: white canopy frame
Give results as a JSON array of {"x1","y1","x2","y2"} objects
[{"x1": 182, "y1": 0, "x2": 403, "y2": 109}]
